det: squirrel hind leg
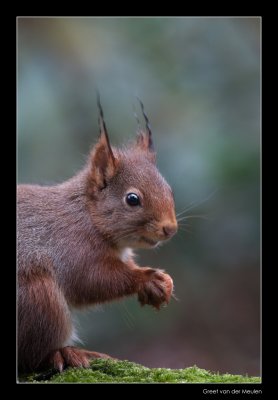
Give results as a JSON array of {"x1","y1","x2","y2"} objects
[
  {"x1": 18, "y1": 273, "x2": 72, "y2": 372},
  {"x1": 47, "y1": 346, "x2": 113, "y2": 372}
]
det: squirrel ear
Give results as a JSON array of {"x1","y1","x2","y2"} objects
[
  {"x1": 136, "y1": 130, "x2": 156, "y2": 163},
  {"x1": 136, "y1": 130, "x2": 154, "y2": 152},
  {"x1": 135, "y1": 98, "x2": 156, "y2": 161},
  {"x1": 90, "y1": 131, "x2": 118, "y2": 189},
  {"x1": 89, "y1": 94, "x2": 118, "y2": 190}
]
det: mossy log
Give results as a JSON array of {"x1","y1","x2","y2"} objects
[{"x1": 19, "y1": 359, "x2": 261, "y2": 383}]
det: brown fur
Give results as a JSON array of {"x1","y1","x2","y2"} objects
[{"x1": 17, "y1": 110, "x2": 177, "y2": 372}]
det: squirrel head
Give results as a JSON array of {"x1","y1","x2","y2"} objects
[{"x1": 85, "y1": 97, "x2": 177, "y2": 249}]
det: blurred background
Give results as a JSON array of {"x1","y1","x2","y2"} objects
[{"x1": 17, "y1": 17, "x2": 260, "y2": 376}]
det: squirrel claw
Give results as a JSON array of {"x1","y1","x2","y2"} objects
[
  {"x1": 48, "y1": 346, "x2": 113, "y2": 372},
  {"x1": 138, "y1": 269, "x2": 173, "y2": 310}
]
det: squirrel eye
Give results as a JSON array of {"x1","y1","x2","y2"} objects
[{"x1": 126, "y1": 193, "x2": 140, "y2": 207}]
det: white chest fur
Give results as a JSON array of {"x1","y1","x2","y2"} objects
[{"x1": 119, "y1": 247, "x2": 133, "y2": 263}]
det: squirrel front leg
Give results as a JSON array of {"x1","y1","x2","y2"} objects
[{"x1": 76, "y1": 257, "x2": 173, "y2": 310}]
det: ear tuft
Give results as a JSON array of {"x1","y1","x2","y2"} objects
[
  {"x1": 134, "y1": 98, "x2": 155, "y2": 158},
  {"x1": 88, "y1": 92, "x2": 119, "y2": 192}
]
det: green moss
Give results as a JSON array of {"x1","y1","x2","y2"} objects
[{"x1": 20, "y1": 359, "x2": 261, "y2": 383}]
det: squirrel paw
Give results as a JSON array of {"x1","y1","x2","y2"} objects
[
  {"x1": 48, "y1": 346, "x2": 112, "y2": 372},
  {"x1": 138, "y1": 269, "x2": 173, "y2": 310}
]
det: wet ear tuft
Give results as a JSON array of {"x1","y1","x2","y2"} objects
[
  {"x1": 135, "y1": 97, "x2": 154, "y2": 152},
  {"x1": 134, "y1": 98, "x2": 156, "y2": 162},
  {"x1": 89, "y1": 93, "x2": 118, "y2": 190}
]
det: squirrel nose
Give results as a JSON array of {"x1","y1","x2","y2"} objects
[{"x1": 163, "y1": 224, "x2": 178, "y2": 238}]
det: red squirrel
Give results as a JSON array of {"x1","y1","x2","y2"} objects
[{"x1": 17, "y1": 96, "x2": 178, "y2": 372}]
